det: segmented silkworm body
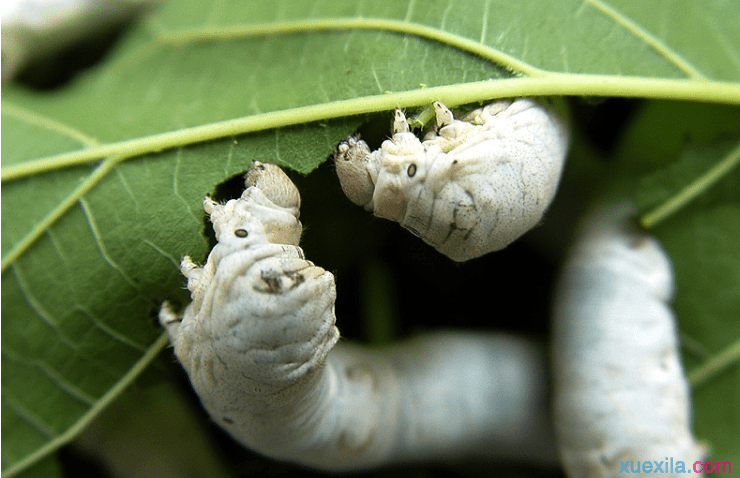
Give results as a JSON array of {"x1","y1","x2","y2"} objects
[
  {"x1": 334, "y1": 99, "x2": 569, "y2": 261},
  {"x1": 552, "y1": 204, "x2": 706, "y2": 478},
  {"x1": 160, "y1": 163, "x2": 557, "y2": 471}
]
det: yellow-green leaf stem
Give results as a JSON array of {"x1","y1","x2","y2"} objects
[
  {"x1": 154, "y1": 18, "x2": 546, "y2": 77},
  {"x1": 640, "y1": 140, "x2": 740, "y2": 229},
  {"x1": 4, "y1": 5, "x2": 739, "y2": 476},
  {"x1": 1, "y1": 155, "x2": 131, "y2": 272},
  {"x1": 688, "y1": 338, "x2": 740, "y2": 388},
  {"x1": 2, "y1": 103, "x2": 99, "y2": 146},
  {"x1": 4, "y1": 76, "x2": 739, "y2": 182}
]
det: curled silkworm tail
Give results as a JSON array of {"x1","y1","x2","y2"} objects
[
  {"x1": 333, "y1": 98, "x2": 569, "y2": 262},
  {"x1": 552, "y1": 203, "x2": 707, "y2": 478}
]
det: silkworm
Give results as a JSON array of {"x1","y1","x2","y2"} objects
[
  {"x1": 551, "y1": 203, "x2": 706, "y2": 477},
  {"x1": 333, "y1": 99, "x2": 569, "y2": 262},
  {"x1": 160, "y1": 163, "x2": 557, "y2": 471}
]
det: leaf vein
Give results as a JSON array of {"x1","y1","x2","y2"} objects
[
  {"x1": 153, "y1": 18, "x2": 544, "y2": 76},
  {"x1": 74, "y1": 304, "x2": 147, "y2": 352},
  {"x1": 142, "y1": 239, "x2": 181, "y2": 269},
  {"x1": 1, "y1": 156, "x2": 127, "y2": 273},
  {"x1": 273, "y1": 128, "x2": 284, "y2": 165},
  {"x1": 78, "y1": 197, "x2": 142, "y2": 291},
  {"x1": 699, "y1": 12, "x2": 740, "y2": 76},
  {"x1": 10, "y1": 264, "x2": 78, "y2": 350},
  {"x1": 46, "y1": 229, "x2": 70, "y2": 267},
  {"x1": 223, "y1": 140, "x2": 235, "y2": 178},
  {"x1": 584, "y1": 0, "x2": 707, "y2": 79},
  {"x1": 2, "y1": 393, "x2": 57, "y2": 440},
  {"x1": 4, "y1": 77, "x2": 740, "y2": 185},
  {"x1": 172, "y1": 149, "x2": 202, "y2": 226},
  {"x1": 370, "y1": 65, "x2": 384, "y2": 93},
  {"x1": 641, "y1": 139, "x2": 740, "y2": 228},
  {"x1": 0, "y1": 334, "x2": 170, "y2": 478},
  {"x1": 2, "y1": 103, "x2": 98, "y2": 146},
  {"x1": 114, "y1": 168, "x2": 140, "y2": 211},
  {"x1": 1, "y1": 350, "x2": 97, "y2": 406},
  {"x1": 479, "y1": 0, "x2": 490, "y2": 45},
  {"x1": 439, "y1": 3, "x2": 452, "y2": 31},
  {"x1": 403, "y1": 0, "x2": 415, "y2": 23},
  {"x1": 689, "y1": 337, "x2": 740, "y2": 388}
]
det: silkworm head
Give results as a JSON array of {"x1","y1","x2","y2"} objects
[
  {"x1": 333, "y1": 135, "x2": 376, "y2": 208},
  {"x1": 206, "y1": 191, "x2": 302, "y2": 252},
  {"x1": 393, "y1": 108, "x2": 410, "y2": 133},
  {"x1": 432, "y1": 101, "x2": 453, "y2": 127},
  {"x1": 245, "y1": 162, "x2": 301, "y2": 214},
  {"x1": 372, "y1": 152, "x2": 429, "y2": 222}
]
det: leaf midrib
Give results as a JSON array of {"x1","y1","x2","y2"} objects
[
  {"x1": 3, "y1": 76, "x2": 740, "y2": 272},
  {"x1": 5, "y1": 11, "x2": 731, "y2": 183},
  {"x1": 3, "y1": 9, "x2": 739, "y2": 477}
]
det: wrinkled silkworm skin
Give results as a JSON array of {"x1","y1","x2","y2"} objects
[
  {"x1": 160, "y1": 162, "x2": 341, "y2": 464},
  {"x1": 161, "y1": 163, "x2": 558, "y2": 471},
  {"x1": 334, "y1": 99, "x2": 569, "y2": 262},
  {"x1": 552, "y1": 204, "x2": 707, "y2": 478},
  {"x1": 316, "y1": 333, "x2": 559, "y2": 470}
]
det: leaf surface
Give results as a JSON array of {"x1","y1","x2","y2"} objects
[{"x1": 2, "y1": 0, "x2": 739, "y2": 475}]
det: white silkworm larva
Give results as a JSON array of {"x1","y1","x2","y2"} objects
[
  {"x1": 552, "y1": 204, "x2": 707, "y2": 478},
  {"x1": 160, "y1": 162, "x2": 558, "y2": 471},
  {"x1": 333, "y1": 98, "x2": 570, "y2": 262}
]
